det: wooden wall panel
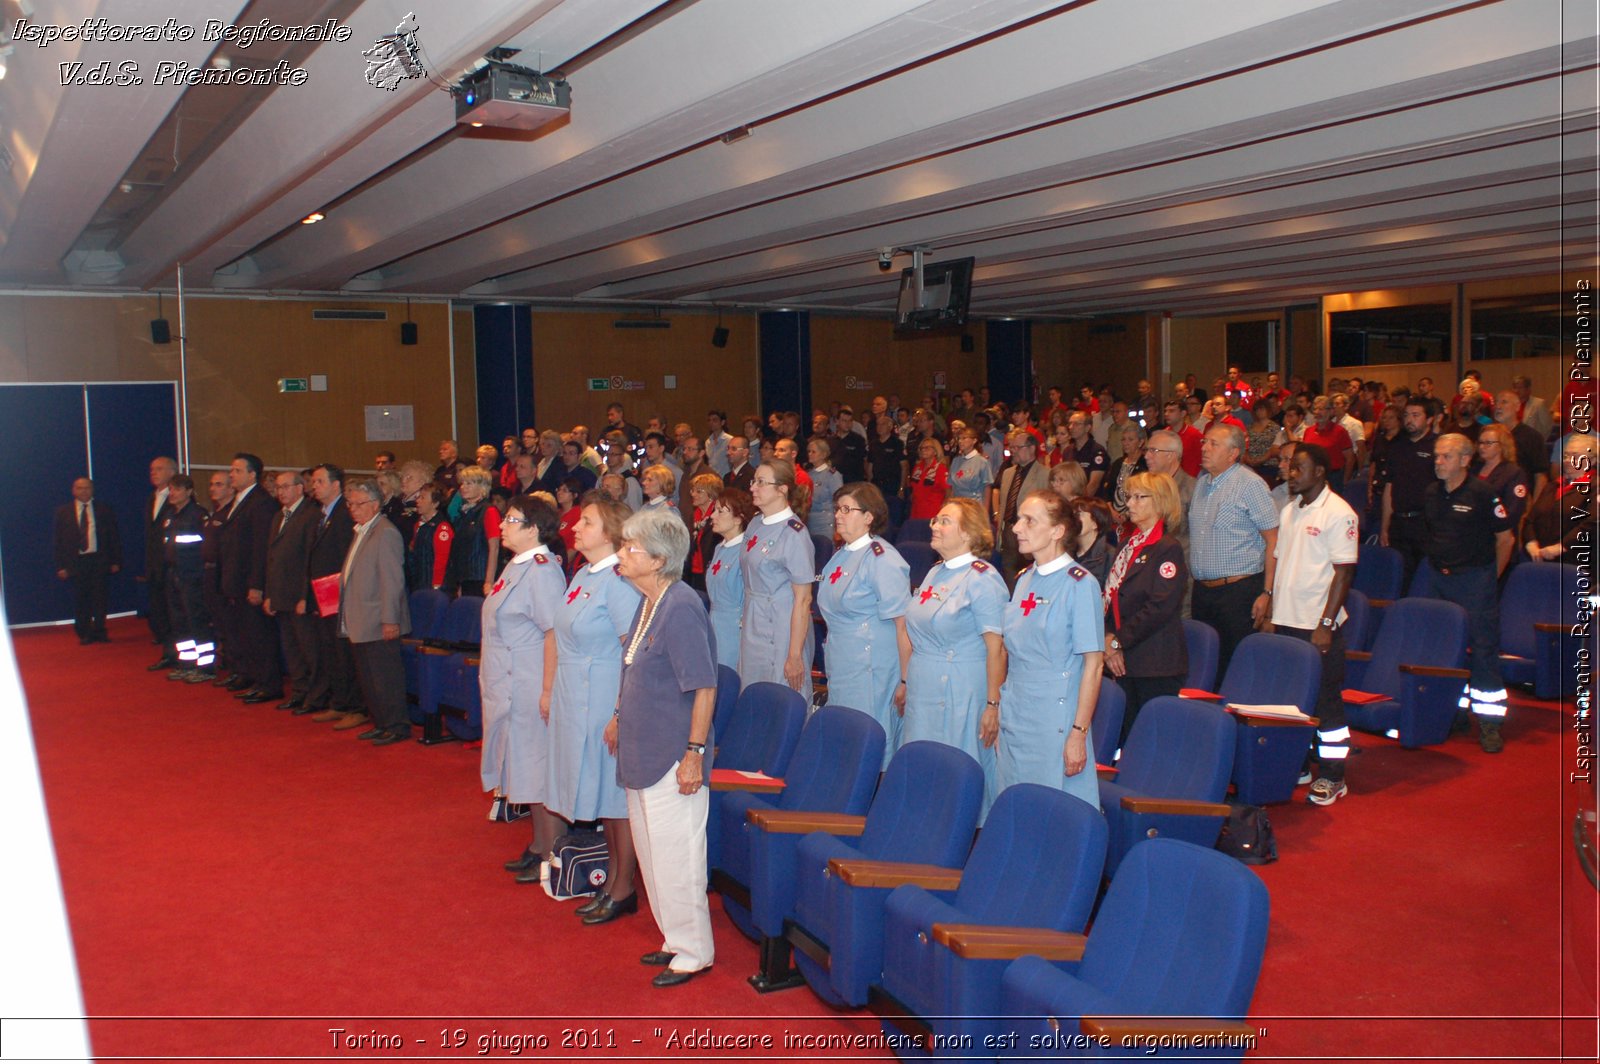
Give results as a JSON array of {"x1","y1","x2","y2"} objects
[
  {"x1": 0, "y1": 294, "x2": 458, "y2": 472},
  {"x1": 809, "y1": 316, "x2": 987, "y2": 410},
  {"x1": 452, "y1": 307, "x2": 478, "y2": 445},
  {"x1": 1168, "y1": 311, "x2": 1285, "y2": 396},
  {"x1": 1033, "y1": 315, "x2": 1152, "y2": 401},
  {"x1": 527, "y1": 310, "x2": 761, "y2": 435}
]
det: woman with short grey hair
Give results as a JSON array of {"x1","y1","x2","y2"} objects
[{"x1": 602, "y1": 505, "x2": 718, "y2": 986}]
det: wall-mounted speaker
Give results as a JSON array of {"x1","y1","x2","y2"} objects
[
  {"x1": 711, "y1": 326, "x2": 729, "y2": 348},
  {"x1": 150, "y1": 319, "x2": 171, "y2": 344},
  {"x1": 400, "y1": 322, "x2": 418, "y2": 345}
]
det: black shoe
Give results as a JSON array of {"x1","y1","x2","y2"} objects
[
  {"x1": 372, "y1": 729, "x2": 412, "y2": 746},
  {"x1": 223, "y1": 676, "x2": 252, "y2": 692},
  {"x1": 640, "y1": 950, "x2": 676, "y2": 967},
  {"x1": 91, "y1": 632, "x2": 110, "y2": 643},
  {"x1": 78, "y1": 637, "x2": 93, "y2": 646},
  {"x1": 148, "y1": 657, "x2": 178, "y2": 671},
  {"x1": 514, "y1": 859, "x2": 550, "y2": 885},
  {"x1": 357, "y1": 728, "x2": 386, "y2": 740},
  {"x1": 276, "y1": 697, "x2": 304, "y2": 711},
  {"x1": 291, "y1": 703, "x2": 322, "y2": 716},
  {"x1": 651, "y1": 966, "x2": 708, "y2": 988},
  {"x1": 581, "y1": 892, "x2": 638, "y2": 925},
  {"x1": 240, "y1": 689, "x2": 276, "y2": 704},
  {"x1": 575, "y1": 893, "x2": 610, "y2": 916},
  {"x1": 504, "y1": 847, "x2": 541, "y2": 873}
]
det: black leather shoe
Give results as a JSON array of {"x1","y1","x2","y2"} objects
[
  {"x1": 371, "y1": 730, "x2": 411, "y2": 747},
  {"x1": 276, "y1": 697, "x2": 304, "y2": 711},
  {"x1": 640, "y1": 950, "x2": 676, "y2": 967},
  {"x1": 356, "y1": 728, "x2": 386, "y2": 740},
  {"x1": 581, "y1": 892, "x2": 638, "y2": 925},
  {"x1": 651, "y1": 966, "x2": 708, "y2": 988},
  {"x1": 514, "y1": 859, "x2": 549, "y2": 885},
  {"x1": 291, "y1": 704, "x2": 321, "y2": 716},
  {"x1": 148, "y1": 657, "x2": 177, "y2": 671},
  {"x1": 223, "y1": 676, "x2": 252, "y2": 692},
  {"x1": 210, "y1": 673, "x2": 234, "y2": 687},
  {"x1": 504, "y1": 847, "x2": 541, "y2": 873},
  {"x1": 574, "y1": 893, "x2": 609, "y2": 916},
  {"x1": 240, "y1": 689, "x2": 276, "y2": 704}
]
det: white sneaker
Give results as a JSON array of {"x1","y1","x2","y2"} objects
[{"x1": 1307, "y1": 778, "x2": 1348, "y2": 806}]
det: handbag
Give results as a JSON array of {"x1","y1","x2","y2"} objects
[
  {"x1": 1215, "y1": 803, "x2": 1277, "y2": 865},
  {"x1": 543, "y1": 829, "x2": 610, "y2": 900}
]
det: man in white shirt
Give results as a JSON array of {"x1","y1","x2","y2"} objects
[
  {"x1": 1262, "y1": 441, "x2": 1359, "y2": 806},
  {"x1": 704, "y1": 410, "x2": 734, "y2": 475},
  {"x1": 1331, "y1": 392, "x2": 1367, "y2": 471}
]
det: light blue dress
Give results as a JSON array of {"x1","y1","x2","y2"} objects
[
  {"x1": 806, "y1": 465, "x2": 844, "y2": 539},
  {"x1": 739, "y1": 510, "x2": 816, "y2": 703},
  {"x1": 817, "y1": 535, "x2": 911, "y2": 770},
  {"x1": 547, "y1": 556, "x2": 641, "y2": 821},
  {"x1": 948, "y1": 452, "x2": 993, "y2": 503},
  {"x1": 904, "y1": 555, "x2": 1008, "y2": 819},
  {"x1": 479, "y1": 546, "x2": 565, "y2": 802},
  {"x1": 706, "y1": 534, "x2": 746, "y2": 671},
  {"x1": 998, "y1": 555, "x2": 1105, "y2": 811}
]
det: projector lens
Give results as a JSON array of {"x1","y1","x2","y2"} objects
[{"x1": 464, "y1": 90, "x2": 476, "y2": 105}]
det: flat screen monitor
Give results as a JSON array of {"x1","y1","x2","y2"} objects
[{"x1": 895, "y1": 257, "x2": 974, "y2": 333}]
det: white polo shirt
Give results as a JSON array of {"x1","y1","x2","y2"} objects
[{"x1": 1270, "y1": 484, "x2": 1359, "y2": 631}]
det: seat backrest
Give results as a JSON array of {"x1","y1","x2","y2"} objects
[
  {"x1": 775, "y1": 706, "x2": 886, "y2": 815},
  {"x1": 1406, "y1": 557, "x2": 1441, "y2": 599},
  {"x1": 811, "y1": 534, "x2": 836, "y2": 575},
  {"x1": 1341, "y1": 588, "x2": 1371, "y2": 652},
  {"x1": 1500, "y1": 562, "x2": 1572, "y2": 658},
  {"x1": 896, "y1": 518, "x2": 932, "y2": 545},
  {"x1": 1117, "y1": 697, "x2": 1234, "y2": 801},
  {"x1": 859, "y1": 741, "x2": 983, "y2": 866},
  {"x1": 1337, "y1": 474, "x2": 1370, "y2": 533},
  {"x1": 954, "y1": 784, "x2": 1107, "y2": 932},
  {"x1": 1079, "y1": 838, "x2": 1269, "y2": 1020},
  {"x1": 408, "y1": 589, "x2": 451, "y2": 640},
  {"x1": 1353, "y1": 544, "x2": 1404, "y2": 600},
  {"x1": 1360, "y1": 598, "x2": 1469, "y2": 696},
  {"x1": 712, "y1": 665, "x2": 741, "y2": 736},
  {"x1": 1091, "y1": 679, "x2": 1125, "y2": 757},
  {"x1": 1181, "y1": 619, "x2": 1219, "y2": 691},
  {"x1": 898, "y1": 541, "x2": 937, "y2": 589},
  {"x1": 440, "y1": 595, "x2": 483, "y2": 646},
  {"x1": 1218, "y1": 633, "x2": 1320, "y2": 716},
  {"x1": 717, "y1": 681, "x2": 806, "y2": 774}
]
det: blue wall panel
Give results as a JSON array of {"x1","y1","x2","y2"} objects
[
  {"x1": 475, "y1": 304, "x2": 533, "y2": 444},
  {"x1": 986, "y1": 319, "x2": 1032, "y2": 404},
  {"x1": 758, "y1": 311, "x2": 811, "y2": 418},
  {"x1": 0, "y1": 385, "x2": 91, "y2": 625},
  {"x1": 87, "y1": 383, "x2": 180, "y2": 618}
]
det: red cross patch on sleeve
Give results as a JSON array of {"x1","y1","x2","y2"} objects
[
  {"x1": 1514, "y1": 483, "x2": 1527, "y2": 498},
  {"x1": 1159, "y1": 561, "x2": 1177, "y2": 579},
  {"x1": 1493, "y1": 503, "x2": 1507, "y2": 519}
]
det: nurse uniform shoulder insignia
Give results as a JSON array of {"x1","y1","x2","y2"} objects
[
  {"x1": 971, "y1": 559, "x2": 991, "y2": 572},
  {"x1": 1068, "y1": 565, "x2": 1089, "y2": 581},
  {"x1": 871, "y1": 541, "x2": 884, "y2": 556},
  {"x1": 534, "y1": 553, "x2": 550, "y2": 564},
  {"x1": 787, "y1": 516, "x2": 806, "y2": 533}
]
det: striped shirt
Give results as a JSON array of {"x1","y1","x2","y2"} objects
[{"x1": 1188, "y1": 462, "x2": 1280, "y2": 581}]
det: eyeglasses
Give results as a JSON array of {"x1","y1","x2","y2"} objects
[
  {"x1": 834, "y1": 504, "x2": 865, "y2": 515},
  {"x1": 751, "y1": 478, "x2": 777, "y2": 487},
  {"x1": 1125, "y1": 493, "x2": 1153, "y2": 502},
  {"x1": 502, "y1": 516, "x2": 530, "y2": 526}
]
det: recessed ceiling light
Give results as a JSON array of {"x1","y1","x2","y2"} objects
[
  {"x1": 469, "y1": 122, "x2": 484, "y2": 128},
  {"x1": 301, "y1": 212, "x2": 324, "y2": 225}
]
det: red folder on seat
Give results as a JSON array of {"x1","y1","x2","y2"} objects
[
  {"x1": 1179, "y1": 688, "x2": 1222, "y2": 700},
  {"x1": 311, "y1": 573, "x2": 341, "y2": 618},
  {"x1": 1341, "y1": 689, "x2": 1389, "y2": 705},
  {"x1": 709, "y1": 768, "x2": 785, "y2": 793}
]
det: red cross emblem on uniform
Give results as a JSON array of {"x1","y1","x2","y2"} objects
[
  {"x1": 1019, "y1": 592, "x2": 1039, "y2": 616},
  {"x1": 710, "y1": 560, "x2": 721, "y2": 575},
  {"x1": 1159, "y1": 560, "x2": 1177, "y2": 578},
  {"x1": 746, "y1": 535, "x2": 758, "y2": 552},
  {"x1": 491, "y1": 579, "x2": 505, "y2": 595},
  {"x1": 828, "y1": 565, "x2": 844, "y2": 584},
  {"x1": 919, "y1": 586, "x2": 935, "y2": 604},
  {"x1": 567, "y1": 585, "x2": 582, "y2": 604}
]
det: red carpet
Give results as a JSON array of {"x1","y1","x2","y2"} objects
[{"x1": 16, "y1": 617, "x2": 1595, "y2": 1061}]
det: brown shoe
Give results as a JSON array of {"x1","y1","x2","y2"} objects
[
  {"x1": 331, "y1": 712, "x2": 370, "y2": 731},
  {"x1": 309, "y1": 709, "x2": 341, "y2": 723}
]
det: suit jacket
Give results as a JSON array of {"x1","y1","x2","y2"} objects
[
  {"x1": 727, "y1": 462, "x2": 755, "y2": 494},
  {"x1": 264, "y1": 499, "x2": 319, "y2": 608},
  {"x1": 994, "y1": 460, "x2": 1051, "y2": 523},
  {"x1": 339, "y1": 517, "x2": 410, "y2": 643},
  {"x1": 144, "y1": 489, "x2": 173, "y2": 573},
  {"x1": 218, "y1": 484, "x2": 277, "y2": 599},
  {"x1": 54, "y1": 500, "x2": 122, "y2": 571},
  {"x1": 1106, "y1": 535, "x2": 1188, "y2": 678},
  {"x1": 306, "y1": 497, "x2": 355, "y2": 586}
]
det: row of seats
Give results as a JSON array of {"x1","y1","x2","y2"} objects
[{"x1": 704, "y1": 702, "x2": 1266, "y2": 1062}]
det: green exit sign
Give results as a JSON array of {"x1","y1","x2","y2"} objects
[
  {"x1": 588, "y1": 378, "x2": 610, "y2": 391},
  {"x1": 278, "y1": 378, "x2": 309, "y2": 393}
]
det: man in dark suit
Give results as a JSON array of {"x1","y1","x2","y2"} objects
[
  {"x1": 218, "y1": 453, "x2": 279, "y2": 702},
  {"x1": 143, "y1": 456, "x2": 177, "y2": 669},
  {"x1": 303, "y1": 463, "x2": 363, "y2": 723},
  {"x1": 338, "y1": 480, "x2": 412, "y2": 745},
  {"x1": 724, "y1": 436, "x2": 754, "y2": 493},
  {"x1": 54, "y1": 477, "x2": 122, "y2": 644},
  {"x1": 993, "y1": 433, "x2": 1051, "y2": 587},
  {"x1": 263, "y1": 469, "x2": 320, "y2": 710}
]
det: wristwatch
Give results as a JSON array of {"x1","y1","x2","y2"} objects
[
  {"x1": 686, "y1": 741, "x2": 706, "y2": 754},
  {"x1": 1107, "y1": 635, "x2": 1122, "y2": 651},
  {"x1": 1318, "y1": 617, "x2": 1337, "y2": 629}
]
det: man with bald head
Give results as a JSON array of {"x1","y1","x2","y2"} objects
[
  {"x1": 55, "y1": 477, "x2": 122, "y2": 644},
  {"x1": 144, "y1": 456, "x2": 179, "y2": 668}
]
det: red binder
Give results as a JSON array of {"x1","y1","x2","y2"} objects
[
  {"x1": 311, "y1": 573, "x2": 341, "y2": 618},
  {"x1": 1341, "y1": 689, "x2": 1389, "y2": 705}
]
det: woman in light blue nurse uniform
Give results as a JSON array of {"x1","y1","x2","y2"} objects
[
  {"x1": 705, "y1": 488, "x2": 755, "y2": 671},
  {"x1": 816, "y1": 483, "x2": 911, "y2": 770},
  {"x1": 946, "y1": 427, "x2": 994, "y2": 515},
  {"x1": 739, "y1": 460, "x2": 815, "y2": 702},
  {"x1": 998, "y1": 489, "x2": 1105, "y2": 812},
  {"x1": 903, "y1": 497, "x2": 1008, "y2": 819},
  {"x1": 546, "y1": 497, "x2": 642, "y2": 903}
]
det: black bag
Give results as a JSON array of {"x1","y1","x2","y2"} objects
[
  {"x1": 543, "y1": 830, "x2": 610, "y2": 899},
  {"x1": 1215, "y1": 803, "x2": 1277, "y2": 865}
]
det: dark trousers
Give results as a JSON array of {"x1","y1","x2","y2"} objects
[
  {"x1": 69, "y1": 553, "x2": 111, "y2": 639},
  {"x1": 145, "y1": 560, "x2": 172, "y2": 645},
  {"x1": 203, "y1": 571, "x2": 232, "y2": 672},
  {"x1": 229, "y1": 597, "x2": 279, "y2": 692},
  {"x1": 166, "y1": 572, "x2": 213, "y2": 662},
  {"x1": 308, "y1": 613, "x2": 362, "y2": 712},
  {"x1": 1119, "y1": 673, "x2": 1184, "y2": 748},
  {"x1": 1275, "y1": 624, "x2": 1348, "y2": 781},
  {"x1": 348, "y1": 637, "x2": 408, "y2": 734},
  {"x1": 1190, "y1": 571, "x2": 1265, "y2": 684},
  {"x1": 1388, "y1": 512, "x2": 1428, "y2": 593},
  {"x1": 278, "y1": 609, "x2": 319, "y2": 699},
  {"x1": 998, "y1": 528, "x2": 1025, "y2": 590},
  {"x1": 1432, "y1": 563, "x2": 1505, "y2": 702}
]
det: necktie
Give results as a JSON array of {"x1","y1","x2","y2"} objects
[
  {"x1": 1004, "y1": 462, "x2": 1028, "y2": 523},
  {"x1": 78, "y1": 503, "x2": 89, "y2": 551}
]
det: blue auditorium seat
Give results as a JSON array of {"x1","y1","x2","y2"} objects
[
  {"x1": 1181, "y1": 619, "x2": 1219, "y2": 693},
  {"x1": 1499, "y1": 562, "x2": 1580, "y2": 700},
  {"x1": 1344, "y1": 597, "x2": 1470, "y2": 748},
  {"x1": 1211, "y1": 632, "x2": 1322, "y2": 805}
]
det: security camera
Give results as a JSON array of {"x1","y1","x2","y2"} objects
[{"x1": 877, "y1": 247, "x2": 895, "y2": 271}]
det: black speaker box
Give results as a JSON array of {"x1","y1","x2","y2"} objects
[
  {"x1": 401, "y1": 322, "x2": 419, "y2": 345},
  {"x1": 711, "y1": 326, "x2": 729, "y2": 348},
  {"x1": 150, "y1": 319, "x2": 171, "y2": 344}
]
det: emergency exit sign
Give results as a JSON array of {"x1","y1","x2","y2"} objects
[
  {"x1": 588, "y1": 378, "x2": 610, "y2": 391},
  {"x1": 278, "y1": 378, "x2": 309, "y2": 393}
]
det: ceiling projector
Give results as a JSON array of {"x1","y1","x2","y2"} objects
[{"x1": 455, "y1": 62, "x2": 570, "y2": 131}]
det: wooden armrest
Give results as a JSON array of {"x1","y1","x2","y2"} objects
[
  {"x1": 401, "y1": 637, "x2": 424, "y2": 647},
  {"x1": 1368, "y1": 598, "x2": 1394, "y2": 608},
  {"x1": 1234, "y1": 713, "x2": 1319, "y2": 728},
  {"x1": 1120, "y1": 796, "x2": 1232, "y2": 817},
  {"x1": 1345, "y1": 649, "x2": 1373, "y2": 662},
  {"x1": 932, "y1": 924, "x2": 1086, "y2": 961},
  {"x1": 464, "y1": 656, "x2": 481, "y2": 667},
  {"x1": 1533, "y1": 622, "x2": 1567, "y2": 634},
  {"x1": 1080, "y1": 1017, "x2": 1257, "y2": 1040},
  {"x1": 829, "y1": 859, "x2": 962, "y2": 890},
  {"x1": 747, "y1": 809, "x2": 866, "y2": 835},
  {"x1": 1398, "y1": 664, "x2": 1470, "y2": 679},
  {"x1": 419, "y1": 646, "x2": 453, "y2": 656}
]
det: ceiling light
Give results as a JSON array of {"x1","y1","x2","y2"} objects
[
  {"x1": 301, "y1": 212, "x2": 324, "y2": 225},
  {"x1": 469, "y1": 121, "x2": 484, "y2": 128},
  {"x1": 720, "y1": 125, "x2": 752, "y2": 145}
]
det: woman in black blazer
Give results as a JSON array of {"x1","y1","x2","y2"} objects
[{"x1": 1101, "y1": 471, "x2": 1189, "y2": 747}]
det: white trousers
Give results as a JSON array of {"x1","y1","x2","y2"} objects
[{"x1": 627, "y1": 763, "x2": 714, "y2": 972}]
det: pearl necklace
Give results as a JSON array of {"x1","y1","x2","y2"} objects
[{"x1": 624, "y1": 591, "x2": 662, "y2": 665}]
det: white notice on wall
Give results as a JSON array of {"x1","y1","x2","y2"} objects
[{"x1": 365, "y1": 405, "x2": 415, "y2": 442}]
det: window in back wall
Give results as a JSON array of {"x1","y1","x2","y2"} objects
[
  {"x1": 1328, "y1": 303, "x2": 1452, "y2": 368},
  {"x1": 1468, "y1": 293, "x2": 1563, "y2": 361}
]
